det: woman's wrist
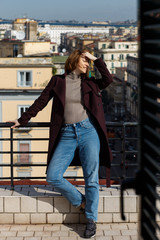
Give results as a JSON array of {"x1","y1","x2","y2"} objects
[{"x1": 82, "y1": 52, "x2": 97, "y2": 61}]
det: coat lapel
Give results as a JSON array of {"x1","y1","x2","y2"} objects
[
  {"x1": 81, "y1": 80, "x2": 92, "y2": 95},
  {"x1": 53, "y1": 74, "x2": 66, "y2": 110}
]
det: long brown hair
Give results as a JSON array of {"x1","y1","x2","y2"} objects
[{"x1": 65, "y1": 49, "x2": 90, "y2": 77}]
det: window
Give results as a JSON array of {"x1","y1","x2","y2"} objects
[
  {"x1": 101, "y1": 54, "x2": 104, "y2": 60},
  {"x1": 60, "y1": 69, "x2": 65, "y2": 74},
  {"x1": 121, "y1": 62, "x2": 123, "y2": 67},
  {"x1": 118, "y1": 44, "x2": 121, "y2": 49},
  {"x1": 111, "y1": 54, "x2": 114, "y2": 60},
  {"x1": 17, "y1": 105, "x2": 31, "y2": 131},
  {"x1": 18, "y1": 105, "x2": 30, "y2": 118},
  {"x1": 120, "y1": 54, "x2": 124, "y2": 60},
  {"x1": 112, "y1": 62, "x2": 114, "y2": 68},
  {"x1": 17, "y1": 71, "x2": 32, "y2": 87},
  {"x1": 13, "y1": 44, "x2": 19, "y2": 57},
  {"x1": 17, "y1": 141, "x2": 31, "y2": 177},
  {"x1": 102, "y1": 44, "x2": 106, "y2": 49},
  {"x1": 19, "y1": 142, "x2": 30, "y2": 164}
]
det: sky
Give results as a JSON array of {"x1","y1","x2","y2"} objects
[{"x1": 1, "y1": 0, "x2": 137, "y2": 22}]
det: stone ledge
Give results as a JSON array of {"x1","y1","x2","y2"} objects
[{"x1": 0, "y1": 185, "x2": 141, "y2": 224}]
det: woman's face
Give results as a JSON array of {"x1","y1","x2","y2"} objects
[{"x1": 75, "y1": 55, "x2": 89, "y2": 74}]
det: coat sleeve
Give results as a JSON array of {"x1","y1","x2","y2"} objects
[
  {"x1": 93, "y1": 58, "x2": 113, "y2": 90},
  {"x1": 18, "y1": 76, "x2": 56, "y2": 126}
]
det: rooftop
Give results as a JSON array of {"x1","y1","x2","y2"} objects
[{"x1": 0, "y1": 57, "x2": 53, "y2": 66}]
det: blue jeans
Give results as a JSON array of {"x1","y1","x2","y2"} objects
[{"x1": 46, "y1": 117, "x2": 100, "y2": 221}]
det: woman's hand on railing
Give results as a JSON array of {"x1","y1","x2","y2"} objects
[{"x1": 7, "y1": 119, "x2": 20, "y2": 129}]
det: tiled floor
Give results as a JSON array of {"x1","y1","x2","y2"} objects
[{"x1": 0, "y1": 223, "x2": 139, "y2": 240}]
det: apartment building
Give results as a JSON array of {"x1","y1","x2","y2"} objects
[
  {"x1": 0, "y1": 29, "x2": 6, "y2": 40},
  {"x1": 61, "y1": 34, "x2": 78, "y2": 53},
  {"x1": 126, "y1": 56, "x2": 138, "y2": 119},
  {"x1": 0, "y1": 22, "x2": 12, "y2": 40},
  {"x1": 38, "y1": 24, "x2": 110, "y2": 46},
  {"x1": 0, "y1": 57, "x2": 53, "y2": 179},
  {"x1": 104, "y1": 56, "x2": 138, "y2": 121},
  {"x1": 115, "y1": 26, "x2": 138, "y2": 37},
  {"x1": 0, "y1": 23, "x2": 12, "y2": 32},
  {"x1": 2, "y1": 18, "x2": 38, "y2": 42},
  {"x1": 105, "y1": 67, "x2": 127, "y2": 121},
  {"x1": 13, "y1": 18, "x2": 38, "y2": 41},
  {"x1": 61, "y1": 33, "x2": 101, "y2": 52},
  {"x1": 0, "y1": 40, "x2": 51, "y2": 57},
  {"x1": 0, "y1": 54, "x2": 83, "y2": 180},
  {"x1": 76, "y1": 35, "x2": 102, "y2": 51},
  {"x1": 94, "y1": 40, "x2": 138, "y2": 74}
]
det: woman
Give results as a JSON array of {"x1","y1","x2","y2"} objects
[{"x1": 9, "y1": 50, "x2": 113, "y2": 238}]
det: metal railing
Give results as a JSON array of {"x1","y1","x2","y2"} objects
[{"x1": 0, "y1": 122, "x2": 138, "y2": 189}]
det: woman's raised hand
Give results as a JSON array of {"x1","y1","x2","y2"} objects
[
  {"x1": 7, "y1": 119, "x2": 20, "y2": 129},
  {"x1": 81, "y1": 52, "x2": 97, "y2": 61}
]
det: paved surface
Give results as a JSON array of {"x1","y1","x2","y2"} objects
[{"x1": 0, "y1": 223, "x2": 139, "y2": 240}]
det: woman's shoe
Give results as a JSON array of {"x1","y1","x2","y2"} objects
[{"x1": 84, "y1": 219, "x2": 96, "y2": 238}]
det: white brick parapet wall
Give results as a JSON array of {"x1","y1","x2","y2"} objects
[{"x1": 0, "y1": 185, "x2": 144, "y2": 224}]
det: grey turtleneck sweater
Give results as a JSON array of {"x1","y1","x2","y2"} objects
[{"x1": 64, "y1": 72, "x2": 88, "y2": 124}]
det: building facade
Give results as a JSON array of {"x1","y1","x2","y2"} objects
[
  {"x1": 0, "y1": 57, "x2": 53, "y2": 179},
  {"x1": 38, "y1": 24, "x2": 110, "y2": 46},
  {"x1": 0, "y1": 56, "x2": 83, "y2": 180},
  {"x1": 126, "y1": 56, "x2": 138, "y2": 120},
  {"x1": 0, "y1": 41, "x2": 51, "y2": 57},
  {"x1": 106, "y1": 67, "x2": 127, "y2": 121},
  {"x1": 13, "y1": 18, "x2": 38, "y2": 41},
  {"x1": 94, "y1": 40, "x2": 138, "y2": 74}
]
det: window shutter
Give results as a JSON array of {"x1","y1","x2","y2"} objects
[{"x1": 139, "y1": 0, "x2": 160, "y2": 239}]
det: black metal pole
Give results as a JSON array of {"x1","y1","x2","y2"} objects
[{"x1": 10, "y1": 128, "x2": 14, "y2": 190}]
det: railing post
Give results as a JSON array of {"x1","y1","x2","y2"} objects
[
  {"x1": 10, "y1": 128, "x2": 14, "y2": 190},
  {"x1": 121, "y1": 123, "x2": 126, "y2": 180}
]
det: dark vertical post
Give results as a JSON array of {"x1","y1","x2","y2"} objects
[
  {"x1": 10, "y1": 128, "x2": 14, "y2": 190},
  {"x1": 121, "y1": 123, "x2": 126, "y2": 180}
]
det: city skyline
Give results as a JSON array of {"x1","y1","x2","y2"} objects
[{"x1": 1, "y1": 0, "x2": 137, "y2": 22}]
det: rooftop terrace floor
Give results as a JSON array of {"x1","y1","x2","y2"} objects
[{"x1": 0, "y1": 222, "x2": 139, "y2": 240}]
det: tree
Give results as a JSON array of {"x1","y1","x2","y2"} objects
[{"x1": 52, "y1": 65, "x2": 57, "y2": 76}]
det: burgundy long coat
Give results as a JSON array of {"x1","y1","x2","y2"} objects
[{"x1": 18, "y1": 58, "x2": 113, "y2": 186}]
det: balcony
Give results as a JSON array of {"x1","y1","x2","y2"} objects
[
  {"x1": 0, "y1": 122, "x2": 138, "y2": 185},
  {"x1": 0, "y1": 121, "x2": 141, "y2": 224}
]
